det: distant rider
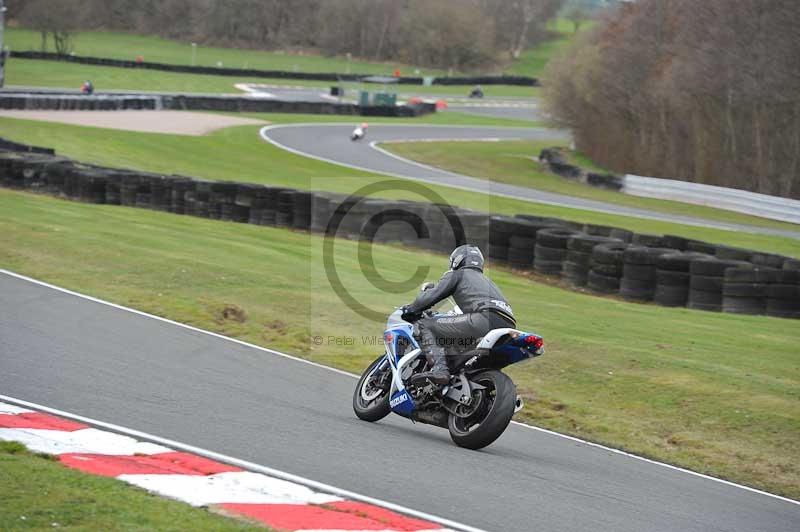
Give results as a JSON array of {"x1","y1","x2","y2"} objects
[
  {"x1": 351, "y1": 122, "x2": 368, "y2": 141},
  {"x1": 401, "y1": 245, "x2": 516, "y2": 385}
]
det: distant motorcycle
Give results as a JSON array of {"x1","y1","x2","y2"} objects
[
  {"x1": 351, "y1": 123, "x2": 368, "y2": 141},
  {"x1": 353, "y1": 285, "x2": 544, "y2": 449},
  {"x1": 468, "y1": 86, "x2": 484, "y2": 99}
]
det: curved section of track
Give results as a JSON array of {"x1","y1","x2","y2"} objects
[
  {"x1": 2, "y1": 271, "x2": 798, "y2": 532},
  {"x1": 261, "y1": 124, "x2": 800, "y2": 239}
]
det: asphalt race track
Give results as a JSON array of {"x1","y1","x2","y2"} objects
[
  {"x1": 261, "y1": 124, "x2": 800, "y2": 240},
  {"x1": 2, "y1": 272, "x2": 798, "y2": 532}
]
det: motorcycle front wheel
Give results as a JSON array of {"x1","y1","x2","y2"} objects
[
  {"x1": 353, "y1": 355, "x2": 392, "y2": 422},
  {"x1": 447, "y1": 370, "x2": 516, "y2": 450}
]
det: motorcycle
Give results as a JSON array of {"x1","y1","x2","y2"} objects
[
  {"x1": 353, "y1": 286, "x2": 544, "y2": 449},
  {"x1": 351, "y1": 123, "x2": 368, "y2": 141}
]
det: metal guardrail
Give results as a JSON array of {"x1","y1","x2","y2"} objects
[{"x1": 623, "y1": 174, "x2": 800, "y2": 225}]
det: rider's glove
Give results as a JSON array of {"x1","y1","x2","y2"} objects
[{"x1": 401, "y1": 305, "x2": 422, "y2": 323}]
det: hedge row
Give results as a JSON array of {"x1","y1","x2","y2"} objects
[
  {"x1": 2, "y1": 146, "x2": 797, "y2": 319},
  {"x1": 10, "y1": 51, "x2": 538, "y2": 87},
  {"x1": 0, "y1": 93, "x2": 436, "y2": 117}
]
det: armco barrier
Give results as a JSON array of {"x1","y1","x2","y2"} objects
[
  {"x1": 623, "y1": 174, "x2": 800, "y2": 225},
  {"x1": 538, "y1": 147, "x2": 798, "y2": 224},
  {"x1": 10, "y1": 51, "x2": 538, "y2": 87},
  {"x1": 0, "y1": 142, "x2": 797, "y2": 318}
]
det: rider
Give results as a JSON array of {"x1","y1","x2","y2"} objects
[{"x1": 401, "y1": 245, "x2": 516, "y2": 385}]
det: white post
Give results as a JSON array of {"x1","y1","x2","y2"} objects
[{"x1": 191, "y1": 43, "x2": 197, "y2": 66}]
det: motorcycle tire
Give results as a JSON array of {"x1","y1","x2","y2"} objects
[
  {"x1": 353, "y1": 356, "x2": 392, "y2": 422},
  {"x1": 447, "y1": 370, "x2": 516, "y2": 450}
]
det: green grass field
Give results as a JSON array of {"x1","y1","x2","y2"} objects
[
  {"x1": 0, "y1": 441, "x2": 263, "y2": 530},
  {"x1": 1, "y1": 116, "x2": 797, "y2": 258},
  {"x1": 381, "y1": 140, "x2": 800, "y2": 234},
  {"x1": 1, "y1": 189, "x2": 798, "y2": 499},
  {"x1": 504, "y1": 18, "x2": 591, "y2": 78},
  {"x1": 5, "y1": 58, "x2": 541, "y2": 98},
  {"x1": 6, "y1": 28, "x2": 448, "y2": 76}
]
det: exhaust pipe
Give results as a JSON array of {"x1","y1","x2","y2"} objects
[{"x1": 514, "y1": 395, "x2": 524, "y2": 413}]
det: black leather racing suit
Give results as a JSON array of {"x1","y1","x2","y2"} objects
[{"x1": 406, "y1": 266, "x2": 516, "y2": 367}]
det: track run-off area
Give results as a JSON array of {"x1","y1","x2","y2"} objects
[
  {"x1": 1, "y1": 270, "x2": 798, "y2": 532},
  {"x1": 260, "y1": 123, "x2": 800, "y2": 240}
]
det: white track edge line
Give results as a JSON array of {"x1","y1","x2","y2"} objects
[
  {"x1": 0, "y1": 392, "x2": 483, "y2": 532},
  {"x1": 2, "y1": 268, "x2": 799, "y2": 508},
  {"x1": 257, "y1": 125, "x2": 766, "y2": 237}
]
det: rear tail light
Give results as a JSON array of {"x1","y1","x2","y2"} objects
[{"x1": 524, "y1": 334, "x2": 543, "y2": 350}]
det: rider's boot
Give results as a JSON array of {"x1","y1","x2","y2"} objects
[{"x1": 411, "y1": 330, "x2": 450, "y2": 385}]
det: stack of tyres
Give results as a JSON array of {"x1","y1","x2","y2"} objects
[
  {"x1": 722, "y1": 267, "x2": 778, "y2": 315},
  {"x1": 419, "y1": 204, "x2": 449, "y2": 251},
  {"x1": 364, "y1": 202, "x2": 417, "y2": 244},
  {"x1": 688, "y1": 258, "x2": 752, "y2": 312},
  {"x1": 661, "y1": 235, "x2": 691, "y2": 251},
  {"x1": 631, "y1": 233, "x2": 666, "y2": 247},
  {"x1": 488, "y1": 216, "x2": 517, "y2": 262},
  {"x1": 686, "y1": 239, "x2": 718, "y2": 254},
  {"x1": 20, "y1": 155, "x2": 66, "y2": 191},
  {"x1": 766, "y1": 265, "x2": 800, "y2": 319},
  {"x1": 119, "y1": 173, "x2": 143, "y2": 207},
  {"x1": 588, "y1": 242, "x2": 628, "y2": 293},
  {"x1": 103, "y1": 171, "x2": 122, "y2": 205},
  {"x1": 750, "y1": 252, "x2": 786, "y2": 269},
  {"x1": 189, "y1": 180, "x2": 212, "y2": 218},
  {"x1": 714, "y1": 245, "x2": 753, "y2": 262},
  {"x1": 262, "y1": 187, "x2": 293, "y2": 226},
  {"x1": 292, "y1": 191, "x2": 314, "y2": 230},
  {"x1": 508, "y1": 235, "x2": 536, "y2": 270},
  {"x1": 148, "y1": 175, "x2": 172, "y2": 212},
  {"x1": 169, "y1": 177, "x2": 194, "y2": 214},
  {"x1": 582, "y1": 224, "x2": 615, "y2": 237},
  {"x1": 248, "y1": 186, "x2": 271, "y2": 225},
  {"x1": 232, "y1": 183, "x2": 258, "y2": 223},
  {"x1": 310, "y1": 193, "x2": 343, "y2": 234},
  {"x1": 459, "y1": 212, "x2": 490, "y2": 255},
  {"x1": 654, "y1": 252, "x2": 711, "y2": 307},
  {"x1": 44, "y1": 160, "x2": 73, "y2": 197},
  {"x1": 276, "y1": 190, "x2": 296, "y2": 227},
  {"x1": 609, "y1": 228, "x2": 634, "y2": 243},
  {"x1": 563, "y1": 235, "x2": 620, "y2": 287},
  {"x1": 619, "y1": 246, "x2": 674, "y2": 301},
  {"x1": 210, "y1": 182, "x2": 238, "y2": 221},
  {"x1": 505, "y1": 216, "x2": 556, "y2": 269},
  {"x1": 76, "y1": 167, "x2": 108, "y2": 204},
  {"x1": 534, "y1": 228, "x2": 581, "y2": 276}
]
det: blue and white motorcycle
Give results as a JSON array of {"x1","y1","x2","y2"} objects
[{"x1": 353, "y1": 286, "x2": 544, "y2": 449}]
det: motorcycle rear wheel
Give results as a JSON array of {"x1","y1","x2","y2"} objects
[
  {"x1": 447, "y1": 370, "x2": 516, "y2": 450},
  {"x1": 353, "y1": 356, "x2": 392, "y2": 422}
]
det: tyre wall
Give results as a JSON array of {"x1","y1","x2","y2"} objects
[{"x1": 1, "y1": 144, "x2": 796, "y2": 318}]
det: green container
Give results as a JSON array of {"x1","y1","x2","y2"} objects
[
  {"x1": 373, "y1": 92, "x2": 397, "y2": 106},
  {"x1": 359, "y1": 91, "x2": 371, "y2": 106}
]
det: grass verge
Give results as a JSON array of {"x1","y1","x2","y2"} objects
[
  {"x1": 1, "y1": 189, "x2": 798, "y2": 499},
  {"x1": 1, "y1": 116, "x2": 796, "y2": 257},
  {"x1": 0, "y1": 440, "x2": 262, "y2": 530},
  {"x1": 5, "y1": 58, "x2": 540, "y2": 98},
  {"x1": 381, "y1": 140, "x2": 800, "y2": 234}
]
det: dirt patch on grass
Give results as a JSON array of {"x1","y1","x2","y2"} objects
[{"x1": 0, "y1": 110, "x2": 267, "y2": 135}]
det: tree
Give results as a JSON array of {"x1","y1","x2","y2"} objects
[
  {"x1": 565, "y1": 5, "x2": 589, "y2": 32},
  {"x1": 17, "y1": 0, "x2": 84, "y2": 54},
  {"x1": 544, "y1": 0, "x2": 800, "y2": 198}
]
